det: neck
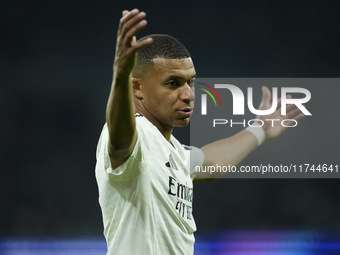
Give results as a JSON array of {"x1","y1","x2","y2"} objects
[{"x1": 135, "y1": 106, "x2": 173, "y2": 143}]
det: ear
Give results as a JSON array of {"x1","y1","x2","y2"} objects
[{"x1": 132, "y1": 78, "x2": 143, "y2": 99}]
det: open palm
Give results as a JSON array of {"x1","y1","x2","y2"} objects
[{"x1": 256, "y1": 86, "x2": 305, "y2": 141}]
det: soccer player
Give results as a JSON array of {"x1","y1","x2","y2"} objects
[{"x1": 95, "y1": 9, "x2": 304, "y2": 255}]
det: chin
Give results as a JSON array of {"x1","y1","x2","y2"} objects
[{"x1": 175, "y1": 118, "x2": 190, "y2": 127}]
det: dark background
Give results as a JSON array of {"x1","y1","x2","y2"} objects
[{"x1": 1, "y1": 0, "x2": 340, "y2": 235}]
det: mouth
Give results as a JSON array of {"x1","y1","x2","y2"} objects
[{"x1": 178, "y1": 108, "x2": 193, "y2": 116}]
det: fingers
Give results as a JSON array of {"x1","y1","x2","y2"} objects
[
  {"x1": 119, "y1": 9, "x2": 138, "y2": 31},
  {"x1": 285, "y1": 107, "x2": 304, "y2": 119},
  {"x1": 118, "y1": 9, "x2": 151, "y2": 49},
  {"x1": 119, "y1": 10, "x2": 144, "y2": 36},
  {"x1": 294, "y1": 112, "x2": 305, "y2": 122},
  {"x1": 281, "y1": 112, "x2": 304, "y2": 127},
  {"x1": 258, "y1": 86, "x2": 271, "y2": 110},
  {"x1": 124, "y1": 14, "x2": 147, "y2": 46},
  {"x1": 261, "y1": 86, "x2": 271, "y2": 104},
  {"x1": 284, "y1": 103, "x2": 298, "y2": 113},
  {"x1": 122, "y1": 11, "x2": 146, "y2": 37},
  {"x1": 134, "y1": 37, "x2": 153, "y2": 51},
  {"x1": 113, "y1": 9, "x2": 153, "y2": 75},
  {"x1": 276, "y1": 94, "x2": 291, "y2": 110}
]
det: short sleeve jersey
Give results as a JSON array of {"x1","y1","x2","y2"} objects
[{"x1": 95, "y1": 115, "x2": 204, "y2": 255}]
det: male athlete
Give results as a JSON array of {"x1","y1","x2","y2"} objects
[{"x1": 95, "y1": 9, "x2": 304, "y2": 255}]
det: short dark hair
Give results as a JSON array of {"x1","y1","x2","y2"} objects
[{"x1": 133, "y1": 34, "x2": 190, "y2": 76}]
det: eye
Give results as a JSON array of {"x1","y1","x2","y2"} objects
[
  {"x1": 189, "y1": 78, "x2": 195, "y2": 87},
  {"x1": 166, "y1": 81, "x2": 178, "y2": 87}
]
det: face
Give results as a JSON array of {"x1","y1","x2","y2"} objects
[{"x1": 138, "y1": 57, "x2": 196, "y2": 129}]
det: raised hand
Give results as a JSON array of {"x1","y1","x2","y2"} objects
[
  {"x1": 114, "y1": 9, "x2": 153, "y2": 78},
  {"x1": 256, "y1": 86, "x2": 305, "y2": 141},
  {"x1": 106, "y1": 9, "x2": 152, "y2": 168}
]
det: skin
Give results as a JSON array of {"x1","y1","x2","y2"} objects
[{"x1": 133, "y1": 57, "x2": 196, "y2": 142}]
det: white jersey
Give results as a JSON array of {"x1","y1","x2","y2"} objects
[{"x1": 95, "y1": 115, "x2": 204, "y2": 255}]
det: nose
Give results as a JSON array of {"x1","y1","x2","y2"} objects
[{"x1": 180, "y1": 83, "x2": 195, "y2": 104}]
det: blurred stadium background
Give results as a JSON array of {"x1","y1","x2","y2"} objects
[{"x1": 1, "y1": 0, "x2": 340, "y2": 253}]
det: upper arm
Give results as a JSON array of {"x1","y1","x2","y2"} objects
[
  {"x1": 193, "y1": 151, "x2": 217, "y2": 183},
  {"x1": 105, "y1": 77, "x2": 138, "y2": 170},
  {"x1": 96, "y1": 123, "x2": 144, "y2": 182},
  {"x1": 187, "y1": 146, "x2": 213, "y2": 183},
  {"x1": 107, "y1": 129, "x2": 138, "y2": 170}
]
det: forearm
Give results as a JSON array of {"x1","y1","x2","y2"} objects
[
  {"x1": 197, "y1": 130, "x2": 258, "y2": 180},
  {"x1": 106, "y1": 72, "x2": 136, "y2": 153}
]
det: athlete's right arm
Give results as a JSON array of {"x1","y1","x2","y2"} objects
[{"x1": 106, "y1": 9, "x2": 152, "y2": 169}]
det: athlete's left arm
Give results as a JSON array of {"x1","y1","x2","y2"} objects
[{"x1": 193, "y1": 86, "x2": 305, "y2": 183}]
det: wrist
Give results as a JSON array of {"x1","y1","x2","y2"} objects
[
  {"x1": 113, "y1": 66, "x2": 132, "y2": 79},
  {"x1": 245, "y1": 122, "x2": 266, "y2": 146}
]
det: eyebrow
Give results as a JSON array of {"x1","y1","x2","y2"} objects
[{"x1": 165, "y1": 75, "x2": 196, "y2": 81}]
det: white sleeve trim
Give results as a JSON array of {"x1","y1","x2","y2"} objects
[{"x1": 190, "y1": 146, "x2": 204, "y2": 180}]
